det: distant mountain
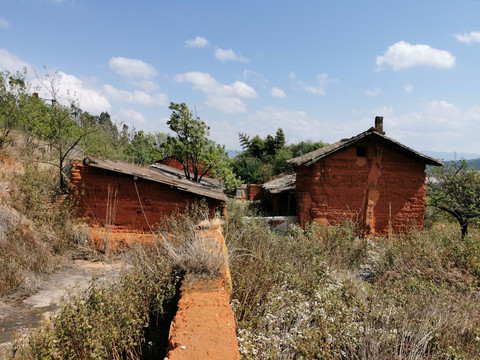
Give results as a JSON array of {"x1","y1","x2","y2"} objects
[
  {"x1": 421, "y1": 150, "x2": 480, "y2": 161},
  {"x1": 466, "y1": 158, "x2": 480, "y2": 170},
  {"x1": 227, "y1": 150, "x2": 242, "y2": 158}
]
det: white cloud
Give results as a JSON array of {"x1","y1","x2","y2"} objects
[
  {"x1": 245, "y1": 106, "x2": 347, "y2": 145},
  {"x1": 351, "y1": 106, "x2": 395, "y2": 118},
  {"x1": 116, "y1": 109, "x2": 146, "y2": 124},
  {"x1": 174, "y1": 71, "x2": 257, "y2": 113},
  {"x1": 0, "y1": 49, "x2": 32, "y2": 73},
  {"x1": 185, "y1": 36, "x2": 209, "y2": 48},
  {"x1": 215, "y1": 48, "x2": 249, "y2": 62},
  {"x1": 364, "y1": 88, "x2": 382, "y2": 97},
  {"x1": 33, "y1": 72, "x2": 111, "y2": 114},
  {"x1": 0, "y1": 18, "x2": 10, "y2": 29},
  {"x1": 404, "y1": 84, "x2": 414, "y2": 93},
  {"x1": 376, "y1": 41, "x2": 456, "y2": 70},
  {"x1": 103, "y1": 84, "x2": 168, "y2": 106},
  {"x1": 270, "y1": 87, "x2": 286, "y2": 98},
  {"x1": 292, "y1": 72, "x2": 335, "y2": 95},
  {"x1": 135, "y1": 80, "x2": 159, "y2": 92},
  {"x1": 455, "y1": 31, "x2": 480, "y2": 44},
  {"x1": 249, "y1": 106, "x2": 309, "y2": 130},
  {"x1": 109, "y1": 57, "x2": 158, "y2": 79},
  {"x1": 304, "y1": 85, "x2": 325, "y2": 95},
  {"x1": 357, "y1": 101, "x2": 480, "y2": 153}
]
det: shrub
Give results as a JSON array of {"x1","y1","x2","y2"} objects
[
  {"x1": 226, "y1": 203, "x2": 480, "y2": 359},
  {"x1": 9, "y1": 245, "x2": 180, "y2": 360}
]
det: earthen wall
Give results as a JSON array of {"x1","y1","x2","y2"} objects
[{"x1": 248, "y1": 184, "x2": 264, "y2": 201}]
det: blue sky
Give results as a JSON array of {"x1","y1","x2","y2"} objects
[{"x1": 1, "y1": 0, "x2": 480, "y2": 155}]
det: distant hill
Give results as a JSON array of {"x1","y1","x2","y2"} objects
[
  {"x1": 421, "y1": 150, "x2": 480, "y2": 161},
  {"x1": 467, "y1": 158, "x2": 480, "y2": 170},
  {"x1": 227, "y1": 150, "x2": 242, "y2": 158}
]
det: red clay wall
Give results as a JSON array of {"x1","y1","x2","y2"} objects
[
  {"x1": 248, "y1": 184, "x2": 264, "y2": 201},
  {"x1": 70, "y1": 162, "x2": 223, "y2": 231},
  {"x1": 296, "y1": 143, "x2": 426, "y2": 235}
]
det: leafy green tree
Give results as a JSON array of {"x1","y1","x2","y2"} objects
[
  {"x1": 233, "y1": 130, "x2": 326, "y2": 184},
  {"x1": 289, "y1": 140, "x2": 327, "y2": 158},
  {"x1": 162, "y1": 102, "x2": 239, "y2": 191},
  {"x1": 28, "y1": 72, "x2": 92, "y2": 191},
  {"x1": 0, "y1": 69, "x2": 29, "y2": 147},
  {"x1": 124, "y1": 130, "x2": 167, "y2": 165},
  {"x1": 427, "y1": 160, "x2": 480, "y2": 238}
]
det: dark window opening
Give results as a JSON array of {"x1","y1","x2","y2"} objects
[{"x1": 356, "y1": 146, "x2": 367, "y2": 157}]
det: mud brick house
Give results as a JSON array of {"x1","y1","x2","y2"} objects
[
  {"x1": 287, "y1": 117, "x2": 442, "y2": 236},
  {"x1": 69, "y1": 157, "x2": 227, "y2": 231},
  {"x1": 262, "y1": 173, "x2": 297, "y2": 216}
]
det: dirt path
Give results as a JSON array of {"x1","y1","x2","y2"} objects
[{"x1": 0, "y1": 259, "x2": 123, "y2": 358}]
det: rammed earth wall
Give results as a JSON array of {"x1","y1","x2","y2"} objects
[
  {"x1": 70, "y1": 161, "x2": 222, "y2": 231},
  {"x1": 296, "y1": 141, "x2": 426, "y2": 235}
]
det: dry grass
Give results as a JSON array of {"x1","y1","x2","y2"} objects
[
  {"x1": 226, "y1": 201, "x2": 480, "y2": 359},
  {"x1": 9, "y1": 244, "x2": 179, "y2": 360},
  {"x1": 156, "y1": 203, "x2": 226, "y2": 279},
  {"x1": 0, "y1": 133, "x2": 90, "y2": 296}
]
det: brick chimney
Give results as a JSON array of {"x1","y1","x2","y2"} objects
[{"x1": 375, "y1": 116, "x2": 385, "y2": 135}]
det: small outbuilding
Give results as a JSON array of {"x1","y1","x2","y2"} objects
[
  {"x1": 287, "y1": 117, "x2": 442, "y2": 236},
  {"x1": 69, "y1": 157, "x2": 227, "y2": 232},
  {"x1": 262, "y1": 173, "x2": 297, "y2": 216}
]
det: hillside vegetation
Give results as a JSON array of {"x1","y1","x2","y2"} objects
[{"x1": 225, "y1": 203, "x2": 480, "y2": 359}]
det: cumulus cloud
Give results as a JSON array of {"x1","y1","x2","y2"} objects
[
  {"x1": 185, "y1": 36, "x2": 209, "y2": 48},
  {"x1": 376, "y1": 41, "x2": 455, "y2": 70},
  {"x1": 109, "y1": 57, "x2": 158, "y2": 79},
  {"x1": 103, "y1": 84, "x2": 168, "y2": 106},
  {"x1": 0, "y1": 49, "x2": 32, "y2": 73},
  {"x1": 364, "y1": 88, "x2": 382, "y2": 97},
  {"x1": 115, "y1": 109, "x2": 146, "y2": 124},
  {"x1": 404, "y1": 84, "x2": 414, "y2": 93},
  {"x1": 215, "y1": 48, "x2": 249, "y2": 62},
  {"x1": 291, "y1": 72, "x2": 335, "y2": 95},
  {"x1": 270, "y1": 87, "x2": 286, "y2": 98},
  {"x1": 356, "y1": 101, "x2": 480, "y2": 153},
  {"x1": 0, "y1": 18, "x2": 10, "y2": 29},
  {"x1": 135, "y1": 80, "x2": 159, "y2": 92},
  {"x1": 33, "y1": 72, "x2": 111, "y2": 114},
  {"x1": 455, "y1": 31, "x2": 480, "y2": 44},
  {"x1": 174, "y1": 71, "x2": 257, "y2": 113},
  {"x1": 245, "y1": 106, "x2": 350, "y2": 145}
]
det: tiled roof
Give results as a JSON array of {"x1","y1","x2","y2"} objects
[
  {"x1": 287, "y1": 128, "x2": 443, "y2": 167},
  {"x1": 80, "y1": 157, "x2": 227, "y2": 202}
]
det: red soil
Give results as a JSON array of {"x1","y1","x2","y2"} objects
[{"x1": 166, "y1": 278, "x2": 240, "y2": 360}]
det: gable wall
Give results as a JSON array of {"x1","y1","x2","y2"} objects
[
  {"x1": 70, "y1": 162, "x2": 222, "y2": 231},
  {"x1": 296, "y1": 143, "x2": 426, "y2": 235}
]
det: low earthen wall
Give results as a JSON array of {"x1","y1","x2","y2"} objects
[{"x1": 165, "y1": 221, "x2": 239, "y2": 360}]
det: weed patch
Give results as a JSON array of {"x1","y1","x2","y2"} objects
[
  {"x1": 226, "y1": 202, "x2": 480, "y2": 359},
  {"x1": 9, "y1": 245, "x2": 180, "y2": 360}
]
